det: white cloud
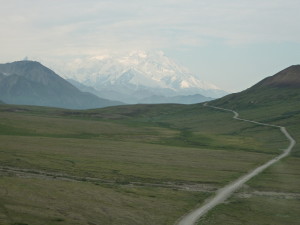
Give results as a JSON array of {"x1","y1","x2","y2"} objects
[{"x1": 0, "y1": 0, "x2": 299, "y2": 60}]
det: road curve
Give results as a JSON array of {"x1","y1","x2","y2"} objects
[{"x1": 175, "y1": 103, "x2": 296, "y2": 225}]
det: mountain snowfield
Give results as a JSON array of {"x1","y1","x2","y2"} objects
[{"x1": 57, "y1": 50, "x2": 227, "y2": 103}]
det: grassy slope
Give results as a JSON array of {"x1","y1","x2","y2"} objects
[
  {"x1": 197, "y1": 86, "x2": 300, "y2": 225},
  {"x1": 0, "y1": 102, "x2": 288, "y2": 225}
]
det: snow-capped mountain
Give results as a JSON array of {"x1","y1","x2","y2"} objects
[{"x1": 58, "y1": 50, "x2": 227, "y2": 103}]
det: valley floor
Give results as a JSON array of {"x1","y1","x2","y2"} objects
[{"x1": 0, "y1": 103, "x2": 299, "y2": 225}]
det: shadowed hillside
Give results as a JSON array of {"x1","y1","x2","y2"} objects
[
  {"x1": 254, "y1": 65, "x2": 300, "y2": 88},
  {"x1": 0, "y1": 61, "x2": 123, "y2": 109},
  {"x1": 211, "y1": 65, "x2": 300, "y2": 111}
]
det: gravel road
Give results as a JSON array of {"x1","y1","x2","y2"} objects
[{"x1": 175, "y1": 103, "x2": 296, "y2": 225}]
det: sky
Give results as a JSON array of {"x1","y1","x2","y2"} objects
[{"x1": 1, "y1": 0, "x2": 300, "y2": 92}]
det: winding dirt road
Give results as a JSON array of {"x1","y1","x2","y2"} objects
[{"x1": 175, "y1": 103, "x2": 296, "y2": 225}]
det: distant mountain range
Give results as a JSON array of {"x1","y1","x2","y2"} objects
[
  {"x1": 55, "y1": 50, "x2": 227, "y2": 104},
  {"x1": 0, "y1": 61, "x2": 123, "y2": 109},
  {"x1": 67, "y1": 78, "x2": 213, "y2": 104},
  {"x1": 139, "y1": 94, "x2": 213, "y2": 104},
  {"x1": 0, "y1": 59, "x2": 298, "y2": 112}
]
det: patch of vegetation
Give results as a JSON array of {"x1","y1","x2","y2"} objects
[
  {"x1": 197, "y1": 194, "x2": 300, "y2": 225},
  {"x1": 0, "y1": 177, "x2": 209, "y2": 225}
]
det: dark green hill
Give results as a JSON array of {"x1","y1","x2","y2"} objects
[
  {"x1": 211, "y1": 65, "x2": 300, "y2": 111},
  {"x1": 253, "y1": 65, "x2": 300, "y2": 88},
  {"x1": 0, "y1": 61, "x2": 123, "y2": 109}
]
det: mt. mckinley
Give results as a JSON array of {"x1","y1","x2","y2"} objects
[{"x1": 56, "y1": 51, "x2": 227, "y2": 104}]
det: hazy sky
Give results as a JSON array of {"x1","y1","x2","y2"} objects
[{"x1": 1, "y1": 0, "x2": 300, "y2": 92}]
